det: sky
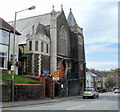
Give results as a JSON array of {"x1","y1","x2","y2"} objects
[{"x1": 0, "y1": 0, "x2": 118, "y2": 71}]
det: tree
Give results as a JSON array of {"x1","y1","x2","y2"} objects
[
  {"x1": 105, "y1": 75, "x2": 116, "y2": 91},
  {"x1": 110, "y1": 68, "x2": 120, "y2": 71}
]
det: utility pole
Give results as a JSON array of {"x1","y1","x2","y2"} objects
[
  {"x1": 11, "y1": 6, "x2": 36, "y2": 102},
  {"x1": 52, "y1": 81, "x2": 55, "y2": 99}
]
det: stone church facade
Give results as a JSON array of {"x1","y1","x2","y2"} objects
[{"x1": 11, "y1": 7, "x2": 86, "y2": 96}]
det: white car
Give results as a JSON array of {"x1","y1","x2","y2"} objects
[
  {"x1": 83, "y1": 88, "x2": 99, "y2": 99},
  {"x1": 114, "y1": 88, "x2": 120, "y2": 93}
]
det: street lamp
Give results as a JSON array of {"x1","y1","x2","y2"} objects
[{"x1": 11, "y1": 6, "x2": 36, "y2": 102}]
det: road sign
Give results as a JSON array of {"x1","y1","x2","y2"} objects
[
  {"x1": 43, "y1": 70, "x2": 50, "y2": 75},
  {"x1": 53, "y1": 77, "x2": 59, "y2": 81},
  {"x1": 52, "y1": 71, "x2": 61, "y2": 81},
  {"x1": 11, "y1": 65, "x2": 15, "y2": 71},
  {"x1": 52, "y1": 71, "x2": 60, "y2": 77}
]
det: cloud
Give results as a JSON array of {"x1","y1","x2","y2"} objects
[
  {"x1": 85, "y1": 44, "x2": 118, "y2": 54},
  {"x1": 83, "y1": 1, "x2": 118, "y2": 44},
  {"x1": 84, "y1": 29, "x2": 118, "y2": 44},
  {"x1": 87, "y1": 60, "x2": 118, "y2": 70}
]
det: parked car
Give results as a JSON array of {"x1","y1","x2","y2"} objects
[
  {"x1": 114, "y1": 88, "x2": 120, "y2": 93},
  {"x1": 83, "y1": 88, "x2": 99, "y2": 99}
]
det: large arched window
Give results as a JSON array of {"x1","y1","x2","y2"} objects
[{"x1": 58, "y1": 26, "x2": 67, "y2": 56}]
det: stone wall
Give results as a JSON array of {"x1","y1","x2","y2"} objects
[
  {"x1": 68, "y1": 79, "x2": 79, "y2": 96},
  {"x1": 41, "y1": 55, "x2": 50, "y2": 71},
  {"x1": 34, "y1": 54, "x2": 39, "y2": 75},
  {"x1": 26, "y1": 53, "x2": 32, "y2": 74},
  {"x1": 58, "y1": 79, "x2": 80, "y2": 97},
  {"x1": 14, "y1": 84, "x2": 44, "y2": 101},
  {"x1": 2, "y1": 82, "x2": 44, "y2": 102},
  {"x1": 57, "y1": 11, "x2": 70, "y2": 57},
  {"x1": 2, "y1": 84, "x2": 12, "y2": 102}
]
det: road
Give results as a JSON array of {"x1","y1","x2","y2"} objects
[{"x1": 2, "y1": 92, "x2": 119, "y2": 111}]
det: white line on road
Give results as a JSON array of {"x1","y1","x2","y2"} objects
[
  {"x1": 91, "y1": 100, "x2": 100, "y2": 103},
  {"x1": 66, "y1": 105, "x2": 85, "y2": 110}
]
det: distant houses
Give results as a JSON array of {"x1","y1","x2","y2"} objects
[
  {"x1": 86, "y1": 68, "x2": 119, "y2": 92},
  {"x1": 86, "y1": 69, "x2": 109, "y2": 91}
]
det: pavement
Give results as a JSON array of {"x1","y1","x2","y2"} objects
[{"x1": 2, "y1": 95, "x2": 82, "y2": 108}]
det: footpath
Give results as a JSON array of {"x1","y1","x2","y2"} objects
[{"x1": 2, "y1": 95, "x2": 81, "y2": 108}]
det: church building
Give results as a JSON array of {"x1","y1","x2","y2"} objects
[{"x1": 10, "y1": 6, "x2": 86, "y2": 96}]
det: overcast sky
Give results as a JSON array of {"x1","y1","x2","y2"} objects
[{"x1": 0, "y1": 0, "x2": 118, "y2": 71}]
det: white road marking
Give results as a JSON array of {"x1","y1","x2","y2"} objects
[
  {"x1": 91, "y1": 100, "x2": 100, "y2": 103},
  {"x1": 66, "y1": 105, "x2": 85, "y2": 110}
]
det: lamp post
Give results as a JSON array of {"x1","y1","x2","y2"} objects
[{"x1": 11, "y1": 6, "x2": 36, "y2": 102}]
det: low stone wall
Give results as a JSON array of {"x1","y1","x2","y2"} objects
[
  {"x1": 14, "y1": 84, "x2": 44, "y2": 101},
  {"x1": 2, "y1": 83, "x2": 44, "y2": 102},
  {"x1": 2, "y1": 85, "x2": 11, "y2": 102},
  {"x1": 2, "y1": 81, "x2": 12, "y2": 102}
]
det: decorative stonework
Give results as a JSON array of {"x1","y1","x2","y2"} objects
[{"x1": 59, "y1": 26, "x2": 67, "y2": 39}]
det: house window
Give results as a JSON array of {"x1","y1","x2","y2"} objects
[
  {"x1": 46, "y1": 44, "x2": 49, "y2": 53},
  {"x1": 35, "y1": 41, "x2": 38, "y2": 51},
  {"x1": 0, "y1": 52, "x2": 7, "y2": 69},
  {"x1": 0, "y1": 30, "x2": 9, "y2": 45},
  {"x1": 41, "y1": 41, "x2": 43, "y2": 52},
  {"x1": 29, "y1": 41, "x2": 32, "y2": 51}
]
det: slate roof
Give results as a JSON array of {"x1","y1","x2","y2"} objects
[
  {"x1": 67, "y1": 9, "x2": 77, "y2": 27},
  {"x1": 9, "y1": 12, "x2": 60, "y2": 44},
  {"x1": 33, "y1": 23, "x2": 47, "y2": 35},
  {"x1": 91, "y1": 71, "x2": 107, "y2": 77},
  {"x1": 0, "y1": 18, "x2": 20, "y2": 35}
]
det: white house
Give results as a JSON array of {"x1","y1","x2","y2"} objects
[
  {"x1": 86, "y1": 69, "x2": 107, "y2": 88},
  {"x1": 0, "y1": 18, "x2": 21, "y2": 74},
  {"x1": 86, "y1": 70, "x2": 97, "y2": 87}
]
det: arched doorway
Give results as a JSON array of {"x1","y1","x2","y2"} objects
[{"x1": 60, "y1": 60, "x2": 66, "y2": 78}]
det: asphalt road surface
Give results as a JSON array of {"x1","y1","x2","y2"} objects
[{"x1": 2, "y1": 92, "x2": 119, "y2": 111}]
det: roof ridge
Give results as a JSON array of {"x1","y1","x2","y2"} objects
[
  {"x1": 8, "y1": 12, "x2": 51, "y2": 23},
  {"x1": 8, "y1": 11, "x2": 60, "y2": 23},
  {"x1": 0, "y1": 18, "x2": 21, "y2": 35}
]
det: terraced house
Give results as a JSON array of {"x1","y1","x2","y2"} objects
[{"x1": 10, "y1": 7, "x2": 86, "y2": 96}]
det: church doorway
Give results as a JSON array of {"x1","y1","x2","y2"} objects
[
  {"x1": 54, "y1": 83, "x2": 60, "y2": 97},
  {"x1": 60, "y1": 60, "x2": 66, "y2": 78}
]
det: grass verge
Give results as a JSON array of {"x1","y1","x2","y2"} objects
[{"x1": 2, "y1": 74, "x2": 42, "y2": 84}]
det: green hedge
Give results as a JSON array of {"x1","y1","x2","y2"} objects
[{"x1": 2, "y1": 74, "x2": 42, "y2": 84}]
